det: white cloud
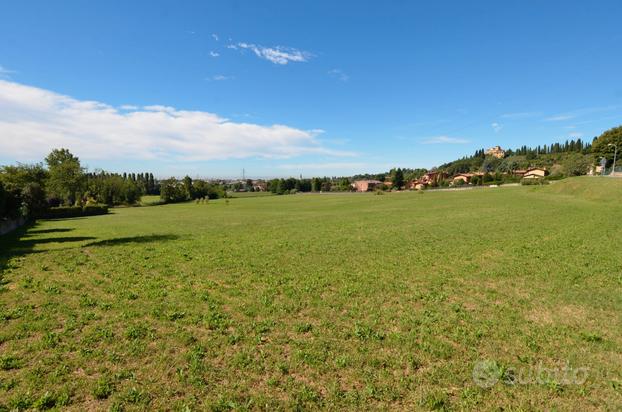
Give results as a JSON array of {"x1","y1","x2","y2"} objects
[
  {"x1": 211, "y1": 33, "x2": 219, "y2": 41},
  {"x1": 0, "y1": 80, "x2": 355, "y2": 162},
  {"x1": 491, "y1": 122, "x2": 503, "y2": 133},
  {"x1": 231, "y1": 42, "x2": 312, "y2": 65},
  {"x1": 421, "y1": 136, "x2": 470, "y2": 144},
  {"x1": 119, "y1": 104, "x2": 138, "y2": 111},
  {"x1": 328, "y1": 69, "x2": 349, "y2": 82},
  {"x1": 209, "y1": 51, "x2": 220, "y2": 57},
  {"x1": 545, "y1": 115, "x2": 574, "y2": 121}
]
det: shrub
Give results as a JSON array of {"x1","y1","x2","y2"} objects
[
  {"x1": 521, "y1": 178, "x2": 549, "y2": 186},
  {"x1": 40, "y1": 204, "x2": 108, "y2": 219},
  {"x1": 82, "y1": 204, "x2": 109, "y2": 216}
]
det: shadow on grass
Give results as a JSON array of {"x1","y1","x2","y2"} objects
[
  {"x1": 1, "y1": 221, "x2": 178, "y2": 278},
  {"x1": 84, "y1": 234, "x2": 179, "y2": 247},
  {"x1": 26, "y1": 228, "x2": 75, "y2": 235}
]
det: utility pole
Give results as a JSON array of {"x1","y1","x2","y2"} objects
[{"x1": 608, "y1": 143, "x2": 618, "y2": 176}]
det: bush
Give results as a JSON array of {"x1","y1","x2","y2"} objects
[
  {"x1": 41, "y1": 204, "x2": 108, "y2": 219},
  {"x1": 520, "y1": 178, "x2": 549, "y2": 186},
  {"x1": 82, "y1": 204, "x2": 109, "y2": 216}
]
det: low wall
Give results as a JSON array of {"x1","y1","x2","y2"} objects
[{"x1": 0, "y1": 217, "x2": 27, "y2": 236}]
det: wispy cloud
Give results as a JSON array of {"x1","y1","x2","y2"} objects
[
  {"x1": 545, "y1": 115, "x2": 574, "y2": 121},
  {"x1": 421, "y1": 136, "x2": 470, "y2": 144},
  {"x1": 544, "y1": 106, "x2": 620, "y2": 122},
  {"x1": 328, "y1": 69, "x2": 349, "y2": 82},
  {"x1": 230, "y1": 42, "x2": 313, "y2": 65},
  {"x1": 568, "y1": 132, "x2": 584, "y2": 138},
  {"x1": 499, "y1": 111, "x2": 541, "y2": 119},
  {"x1": 209, "y1": 51, "x2": 220, "y2": 57},
  {"x1": 207, "y1": 74, "x2": 233, "y2": 81},
  {"x1": 277, "y1": 162, "x2": 366, "y2": 170},
  {"x1": 0, "y1": 65, "x2": 15, "y2": 79},
  {"x1": 211, "y1": 33, "x2": 219, "y2": 41},
  {"x1": 491, "y1": 122, "x2": 503, "y2": 133},
  {"x1": 0, "y1": 80, "x2": 354, "y2": 162}
]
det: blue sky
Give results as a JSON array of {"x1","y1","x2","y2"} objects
[{"x1": 1, "y1": 0, "x2": 621, "y2": 178}]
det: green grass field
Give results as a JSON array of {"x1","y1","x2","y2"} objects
[{"x1": 1, "y1": 177, "x2": 621, "y2": 410}]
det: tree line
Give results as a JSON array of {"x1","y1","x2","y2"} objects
[
  {"x1": 159, "y1": 176, "x2": 225, "y2": 203},
  {"x1": 0, "y1": 148, "x2": 158, "y2": 220}
]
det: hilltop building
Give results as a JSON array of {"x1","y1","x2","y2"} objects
[{"x1": 485, "y1": 146, "x2": 506, "y2": 159}]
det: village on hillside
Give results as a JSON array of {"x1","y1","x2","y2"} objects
[
  {"x1": 352, "y1": 146, "x2": 549, "y2": 192},
  {"x1": 227, "y1": 133, "x2": 617, "y2": 194}
]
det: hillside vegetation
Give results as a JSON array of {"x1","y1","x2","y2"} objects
[
  {"x1": 0, "y1": 177, "x2": 621, "y2": 410},
  {"x1": 544, "y1": 176, "x2": 622, "y2": 202}
]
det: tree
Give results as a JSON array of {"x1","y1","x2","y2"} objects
[
  {"x1": 562, "y1": 153, "x2": 592, "y2": 176},
  {"x1": 0, "y1": 181, "x2": 8, "y2": 218},
  {"x1": 0, "y1": 164, "x2": 50, "y2": 217},
  {"x1": 45, "y1": 149, "x2": 84, "y2": 205},
  {"x1": 592, "y1": 125, "x2": 622, "y2": 166},
  {"x1": 393, "y1": 168, "x2": 405, "y2": 189},
  {"x1": 311, "y1": 177, "x2": 322, "y2": 192},
  {"x1": 21, "y1": 183, "x2": 47, "y2": 217},
  {"x1": 182, "y1": 175, "x2": 194, "y2": 199},
  {"x1": 160, "y1": 178, "x2": 186, "y2": 203}
]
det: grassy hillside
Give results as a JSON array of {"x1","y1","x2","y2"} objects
[
  {"x1": 1, "y1": 178, "x2": 621, "y2": 410},
  {"x1": 544, "y1": 176, "x2": 622, "y2": 202}
]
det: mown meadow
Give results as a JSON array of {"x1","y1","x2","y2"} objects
[{"x1": 1, "y1": 177, "x2": 621, "y2": 410}]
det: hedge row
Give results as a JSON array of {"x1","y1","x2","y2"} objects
[
  {"x1": 520, "y1": 178, "x2": 550, "y2": 186},
  {"x1": 40, "y1": 204, "x2": 109, "y2": 219}
]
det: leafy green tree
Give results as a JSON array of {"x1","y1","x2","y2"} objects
[
  {"x1": 592, "y1": 125, "x2": 622, "y2": 166},
  {"x1": 182, "y1": 175, "x2": 194, "y2": 199},
  {"x1": 0, "y1": 163, "x2": 48, "y2": 189},
  {"x1": 0, "y1": 181, "x2": 8, "y2": 218},
  {"x1": 311, "y1": 177, "x2": 322, "y2": 192},
  {"x1": 160, "y1": 178, "x2": 186, "y2": 203},
  {"x1": 0, "y1": 164, "x2": 50, "y2": 217},
  {"x1": 562, "y1": 153, "x2": 592, "y2": 176},
  {"x1": 393, "y1": 168, "x2": 405, "y2": 189},
  {"x1": 20, "y1": 183, "x2": 47, "y2": 217},
  {"x1": 45, "y1": 148, "x2": 84, "y2": 205}
]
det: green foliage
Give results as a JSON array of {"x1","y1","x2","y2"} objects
[
  {"x1": 41, "y1": 204, "x2": 108, "y2": 218},
  {"x1": 86, "y1": 172, "x2": 143, "y2": 205},
  {"x1": 392, "y1": 168, "x2": 405, "y2": 189},
  {"x1": 0, "y1": 163, "x2": 49, "y2": 218},
  {"x1": 20, "y1": 182, "x2": 48, "y2": 217},
  {"x1": 160, "y1": 178, "x2": 188, "y2": 203},
  {"x1": 591, "y1": 125, "x2": 622, "y2": 165},
  {"x1": 520, "y1": 178, "x2": 549, "y2": 185},
  {"x1": 562, "y1": 153, "x2": 593, "y2": 176},
  {"x1": 45, "y1": 148, "x2": 85, "y2": 206}
]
